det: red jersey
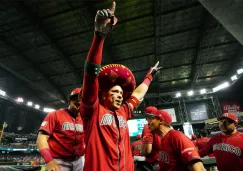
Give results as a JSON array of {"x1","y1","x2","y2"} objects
[
  {"x1": 195, "y1": 137, "x2": 210, "y2": 149},
  {"x1": 39, "y1": 109, "x2": 85, "y2": 159},
  {"x1": 81, "y1": 101, "x2": 134, "y2": 171},
  {"x1": 131, "y1": 140, "x2": 143, "y2": 156},
  {"x1": 142, "y1": 124, "x2": 160, "y2": 162},
  {"x1": 199, "y1": 131, "x2": 243, "y2": 171},
  {"x1": 159, "y1": 130, "x2": 201, "y2": 171}
]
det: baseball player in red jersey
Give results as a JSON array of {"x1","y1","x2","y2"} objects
[
  {"x1": 146, "y1": 110, "x2": 206, "y2": 171},
  {"x1": 37, "y1": 88, "x2": 85, "y2": 171},
  {"x1": 141, "y1": 106, "x2": 161, "y2": 171},
  {"x1": 194, "y1": 130, "x2": 209, "y2": 150},
  {"x1": 80, "y1": 2, "x2": 161, "y2": 171},
  {"x1": 199, "y1": 113, "x2": 243, "y2": 171},
  {"x1": 131, "y1": 134, "x2": 143, "y2": 157},
  {"x1": 195, "y1": 129, "x2": 214, "y2": 158}
]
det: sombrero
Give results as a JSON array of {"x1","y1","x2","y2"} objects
[{"x1": 98, "y1": 64, "x2": 136, "y2": 99}]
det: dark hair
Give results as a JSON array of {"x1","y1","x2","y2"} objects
[
  {"x1": 69, "y1": 94, "x2": 79, "y2": 101},
  {"x1": 199, "y1": 129, "x2": 207, "y2": 137}
]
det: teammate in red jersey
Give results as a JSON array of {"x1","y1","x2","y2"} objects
[
  {"x1": 80, "y1": 2, "x2": 161, "y2": 171},
  {"x1": 194, "y1": 129, "x2": 209, "y2": 150},
  {"x1": 199, "y1": 113, "x2": 243, "y2": 171},
  {"x1": 132, "y1": 134, "x2": 143, "y2": 157},
  {"x1": 141, "y1": 106, "x2": 161, "y2": 171},
  {"x1": 146, "y1": 110, "x2": 205, "y2": 171},
  {"x1": 37, "y1": 88, "x2": 85, "y2": 171}
]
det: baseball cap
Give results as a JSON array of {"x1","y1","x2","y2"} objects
[
  {"x1": 218, "y1": 113, "x2": 238, "y2": 124},
  {"x1": 154, "y1": 110, "x2": 172, "y2": 125},
  {"x1": 69, "y1": 88, "x2": 82, "y2": 100},
  {"x1": 144, "y1": 106, "x2": 157, "y2": 115}
]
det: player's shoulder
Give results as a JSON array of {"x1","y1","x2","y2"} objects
[
  {"x1": 55, "y1": 108, "x2": 67, "y2": 115},
  {"x1": 170, "y1": 130, "x2": 185, "y2": 137}
]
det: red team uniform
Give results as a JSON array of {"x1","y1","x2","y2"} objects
[
  {"x1": 39, "y1": 109, "x2": 85, "y2": 160},
  {"x1": 132, "y1": 140, "x2": 143, "y2": 156},
  {"x1": 195, "y1": 137, "x2": 210, "y2": 150},
  {"x1": 131, "y1": 136, "x2": 143, "y2": 156},
  {"x1": 159, "y1": 130, "x2": 201, "y2": 171},
  {"x1": 199, "y1": 131, "x2": 243, "y2": 171},
  {"x1": 142, "y1": 124, "x2": 160, "y2": 163},
  {"x1": 81, "y1": 35, "x2": 135, "y2": 170}
]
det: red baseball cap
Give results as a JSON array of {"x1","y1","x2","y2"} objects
[
  {"x1": 144, "y1": 106, "x2": 157, "y2": 115},
  {"x1": 218, "y1": 113, "x2": 238, "y2": 124},
  {"x1": 154, "y1": 110, "x2": 172, "y2": 125},
  {"x1": 69, "y1": 88, "x2": 82, "y2": 99}
]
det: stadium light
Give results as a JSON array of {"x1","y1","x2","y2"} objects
[
  {"x1": 43, "y1": 108, "x2": 55, "y2": 113},
  {"x1": 213, "y1": 82, "x2": 229, "y2": 92},
  {"x1": 176, "y1": 92, "x2": 181, "y2": 98},
  {"x1": 237, "y1": 68, "x2": 243, "y2": 75},
  {"x1": 188, "y1": 91, "x2": 194, "y2": 96},
  {"x1": 231, "y1": 75, "x2": 237, "y2": 81},
  {"x1": 27, "y1": 101, "x2": 33, "y2": 106},
  {"x1": 16, "y1": 97, "x2": 24, "y2": 103},
  {"x1": 200, "y1": 89, "x2": 206, "y2": 94},
  {"x1": 35, "y1": 104, "x2": 40, "y2": 109},
  {"x1": 0, "y1": 89, "x2": 6, "y2": 96}
]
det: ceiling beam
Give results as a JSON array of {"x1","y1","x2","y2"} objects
[
  {"x1": 12, "y1": 1, "x2": 82, "y2": 83},
  {"x1": 157, "y1": 74, "x2": 224, "y2": 83},
  {"x1": 0, "y1": 35, "x2": 67, "y2": 102},
  {"x1": 226, "y1": 45, "x2": 243, "y2": 77},
  {"x1": 113, "y1": 27, "x2": 199, "y2": 47},
  {"x1": 118, "y1": 1, "x2": 200, "y2": 25},
  {"x1": 190, "y1": 10, "x2": 209, "y2": 87},
  {"x1": 53, "y1": 1, "x2": 201, "y2": 42},
  {"x1": 115, "y1": 40, "x2": 237, "y2": 63}
]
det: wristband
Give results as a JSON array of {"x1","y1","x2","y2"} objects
[
  {"x1": 40, "y1": 148, "x2": 53, "y2": 164},
  {"x1": 94, "y1": 31, "x2": 106, "y2": 38},
  {"x1": 84, "y1": 61, "x2": 101, "y2": 76},
  {"x1": 127, "y1": 96, "x2": 140, "y2": 109},
  {"x1": 142, "y1": 78, "x2": 152, "y2": 87}
]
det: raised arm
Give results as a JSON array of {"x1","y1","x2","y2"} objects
[
  {"x1": 128, "y1": 61, "x2": 161, "y2": 110},
  {"x1": 81, "y1": 2, "x2": 117, "y2": 107}
]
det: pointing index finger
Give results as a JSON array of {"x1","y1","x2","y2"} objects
[{"x1": 110, "y1": 1, "x2": 116, "y2": 14}]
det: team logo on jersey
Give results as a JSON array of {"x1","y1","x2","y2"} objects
[
  {"x1": 62, "y1": 122, "x2": 83, "y2": 132},
  {"x1": 159, "y1": 151, "x2": 169, "y2": 163},
  {"x1": 100, "y1": 114, "x2": 127, "y2": 128},
  {"x1": 41, "y1": 121, "x2": 48, "y2": 127},
  {"x1": 213, "y1": 143, "x2": 241, "y2": 156}
]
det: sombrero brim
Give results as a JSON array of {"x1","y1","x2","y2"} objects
[{"x1": 98, "y1": 64, "x2": 136, "y2": 99}]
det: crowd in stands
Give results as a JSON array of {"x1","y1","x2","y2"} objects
[{"x1": 0, "y1": 153, "x2": 43, "y2": 162}]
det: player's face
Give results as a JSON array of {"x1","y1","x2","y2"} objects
[
  {"x1": 69, "y1": 95, "x2": 80, "y2": 115},
  {"x1": 219, "y1": 118, "x2": 236, "y2": 135},
  {"x1": 103, "y1": 85, "x2": 123, "y2": 110},
  {"x1": 146, "y1": 115, "x2": 160, "y2": 133}
]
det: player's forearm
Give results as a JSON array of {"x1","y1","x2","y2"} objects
[
  {"x1": 36, "y1": 133, "x2": 50, "y2": 150},
  {"x1": 131, "y1": 80, "x2": 149, "y2": 101},
  {"x1": 82, "y1": 35, "x2": 104, "y2": 105},
  {"x1": 141, "y1": 144, "x2": 152, "y2": 155},
  {"x1": 37, "y1": 133, "x2": 53, "y2": 164},
  {"x1": 188, "y1": 161, "x2": 206, "y2": 171}
]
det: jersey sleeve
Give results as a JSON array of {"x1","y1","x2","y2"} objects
[
  {"x1": 39, "y1": 112, "x2": 57, "y2": 135},
  {"x1": 142, "y1": 125, "x2": 153, "y2": 144},
  {"x1": 172, "y1": 131, "x2": 201, "y2": 165},
  {"x1": 198, "y1": 138, "x2": 213, "y2": 157},
  {"x1": 119, "y1": 102, "x2": 133, "y2": 121},
  {"x1": 81, "y1": 35, "x2": 104, "y2": 121}
]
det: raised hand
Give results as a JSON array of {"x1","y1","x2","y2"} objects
[
  {"x1": 95, "y1": 1, "x2": 118, "y2": 35},
  {"x1": 145, "y1": 61, "x2": 162, "y2": 81}
]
